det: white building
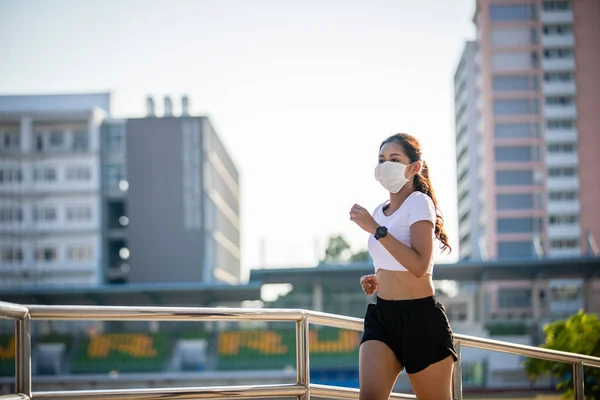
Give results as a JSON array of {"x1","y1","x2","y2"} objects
[{"x1": 0, "y1": 93, "x2": 110, "y2": 288}]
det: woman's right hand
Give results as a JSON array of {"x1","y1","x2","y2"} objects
[{"x1": 360, "y1": 274, "x2": 378, "y2": 296}]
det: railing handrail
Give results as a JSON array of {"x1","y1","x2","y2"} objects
[
  {"x1": 0, "y1": 300, "x2": 596, "y2": 400},
  {"x1": 0, "y1": 301, "x2": 28, "y2": 320},
  {"x1": 22, "y1": 303, "x2": 600, "y2": 368}
]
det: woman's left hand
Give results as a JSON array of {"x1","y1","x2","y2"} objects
[{"x1": 349, "y1": 204, "x2": 378, "y2": 235}]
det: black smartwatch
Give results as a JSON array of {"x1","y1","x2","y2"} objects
[{"x1": 374, "y1": 226, "x2": 388, "y2": 241}]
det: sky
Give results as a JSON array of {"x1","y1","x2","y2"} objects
[{"x1": 0, "y1": 0, "x2": 476, "y2": 279}]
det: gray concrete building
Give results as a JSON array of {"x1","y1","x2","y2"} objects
[{"x1": 103, "y1": 96, "x2": 241, "y2": 285}]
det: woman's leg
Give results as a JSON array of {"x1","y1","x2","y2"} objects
[
  {"x1": 407, "y1": 355, "x2": 454, "y2": 400},
  {"x1": 359, "y1": 340, "x2": 402, "y2": 400}
]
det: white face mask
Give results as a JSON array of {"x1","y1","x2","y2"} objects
[{"x1": 374, "y1": 161, "x2": 412, "y2": 193}]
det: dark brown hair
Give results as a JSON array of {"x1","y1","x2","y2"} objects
[{"x1": 379, "y1": 133, "x2": 452, "y2": 253}]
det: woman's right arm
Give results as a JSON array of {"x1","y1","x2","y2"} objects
[{"x1": 360, "y1": 274, "x2": 378, "y2": 296}]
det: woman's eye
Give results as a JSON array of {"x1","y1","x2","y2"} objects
[{"x1": 378, "y1": 160, "x2": 385, "y2": 164}]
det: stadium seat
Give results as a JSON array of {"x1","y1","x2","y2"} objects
[
  {"x1": 216, "y1": 328, "x2": 360, "y2": 371},
  {"x1": 0, "y1": 335, "x2": 15, "y2": 376},
  {"x1": 72, "y1": 333, "x2": 172, "y2": 374}
]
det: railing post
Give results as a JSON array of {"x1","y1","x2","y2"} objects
[
  {"x1": 452, "y1": 340, "x2": 463, "y2": 400},
  {"x1": 573, "y1": 361, "x2": 584, "y2": 400},
  {"x1": 296, "y1": 314, "x2": 310, "y2": 400},
  {"x1": 15, "y1": 314, "x2": 32, "y2": 398}
]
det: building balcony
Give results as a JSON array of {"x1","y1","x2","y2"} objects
[
  {"x1": 542, "y1": 34, "x2": 575, "y2": 49},
  {"x1": 548, "y1": 223, "x2": 581, "y2": 239},
  {"x1": 545, "y1": 152, "x2": 578, "y2": 167},
  {"x1": 544, "y1": 104, "x2": 577, "y2": 119},
  {"x1": 540, "y1": 10, "x2": 574, "y2": 24},
  {"x1": 456, "y1": 129, "x2": 469, "y2": 155},
  {"x1": 458, "y1": 198, "x2": 471, "y2": 221},
  {"x1": 545, "y1": 129, "x2": 577, "y2": 144},
  {"x1": 542, "y1": 58, "x2": 575, "y2": 72},
  {"x1": 547, "y1": 175, "x2": 579, "y2": 191},
  {"x1": 457, "y1": 154, "x2": 470, "y2": 178},
  {"x1": 547, "y1": 199, "x2": 580, "y2": 214},
  {"x1": 547, "y1": 247, "x2": 581, "y2": 258},
  {"x1": 542, "y1": 81, "x2": 576, "y2": 96}
]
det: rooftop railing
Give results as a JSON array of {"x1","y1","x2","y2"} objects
[{"x1": 1, "y1": 300, "x2": 600, "y2": 400}]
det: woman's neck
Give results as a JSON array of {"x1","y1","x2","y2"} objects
[{"x1": 387, "y1": 183, "x2": 416, "y2": 212}]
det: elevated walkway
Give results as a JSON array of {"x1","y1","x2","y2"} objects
[{"x1": 1, "y1": 300, "x2": 599, "y2": 400}]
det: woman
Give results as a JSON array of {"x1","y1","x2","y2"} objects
[{"x1": 349, "y1": 133, "x2": 457, "y2": 400}]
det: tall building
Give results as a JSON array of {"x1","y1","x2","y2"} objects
[
  {"x1": 0, "y1": 93, "x2": 241, "y2": 287},
  {"x1": 0, "y1": 93, "x2": 110, "y2": 288},
  {"x1": 104, "y1": 96, "x2": 241, "y2": 285},
  {"x1": 454, "y1": 0, "x2": 600, "y2": 260}
]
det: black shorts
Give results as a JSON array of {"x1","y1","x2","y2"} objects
[{"x1": 360, "y1": 295, "x2": 458, "y2": 374}]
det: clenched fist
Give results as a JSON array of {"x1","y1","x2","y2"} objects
[
  {"x1": 360, "y1": 274, "x2": 378, "y2": 296},
  {"x1": 349, "y1": 204, "x2": 378, "y2": 235}
]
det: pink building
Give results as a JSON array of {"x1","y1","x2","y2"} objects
[{"x1": 454, "y1": 0, "x2": 600, "y2": 261}]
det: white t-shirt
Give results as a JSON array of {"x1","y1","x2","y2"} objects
[{"x1": 367, "y1": 191, "x2": 437, "y2": 275}]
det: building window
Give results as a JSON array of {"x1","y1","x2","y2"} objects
[
  {"x1": 490, "y1": 5, "x2": 536, "y2": 21},
  {"x1": 547, "y1": 120, "x2": 575, "y2": 130},
  {"x1": 0, "y1": 131, "x2": 20, "y2": 151},
  {"x1": 542, "y1": 1, "x2": 571, "y2": 11},
  {"x1": 548, "y1": 143, "x2": 576, "y2": 153},
  {"x1": 549, "y1": 214, "x2": 578, "y2": 225},
  {"x1": 498, "y1": 288, "x2": 532, "y2": 308},
  {"x1": 0, "y1": 168, "x2": 23, "y2": 184},
  {"x1": 493, "y1": 99, "x2": 539, "y2": 116},
  {"x1": 33, "y1": 168, "x2": 57, "y2": 182},
  {"x1": 0, "y1": 208, "x2": 23, "y2": 223},
  {"x1": 34, "y1": 133, "x2": 44, "y2": 152},
  {"x1": 544, "y1": 48, "x2": 573, "y2": 59},
  {"x1": 491, "y1": 27, "x2": 538, "y2": 47},
  {"x1": 72, "y1": 130, "x2": 89, "y2": 151},
  {"x1": 496, "y1": 194, "x2": 535, "y2": 210},
  {"x1": 548, "y1": 167, "x2": 577, "y2": 177},
  {"x1": 492, "y1": 75, "x2": 538, "y2": 92},
  {"x1": 496, "y1": 170, "x2": 535, "y2": 186},
  {"x1": 498, "y1": 241, "x2": 534, "y2": 258},
  {"x1": 67, "y1": 246, "x2": 93, "y2": 261},
  {"x1": 107, "y1": 126, "x2": 125, "y2": 152},
  {"x1": 105, "y1": 164, "x2": 126, "y2": 189},
  {"x1": 0, "y1": 247, "x2": 23, "y2": 263},
  {"x1": 494, "y1": 123, "x2": 539, "y2": 139},
  {"x1": 495, "y1": 146, "x2": 536, "y2": 162},
  {"x1": 34, "y1": 207, "x2": 57, "y2": 222},
  {"x1": 546, "y1": 96, "x2": 575, "y2": 106},
  {"x1": 491, "y1": 52, "x2": 537, "y2": 70},
  {"x1": 66, "y1": 206, "x2": 92, "y2": 221},
  {"x1": 36, "y1": 247, "x2": 57, "y2": 262},
  {"x1": 49, "y1": 131, "x2": 65, "y2": 148},
  {"x1": 497, "y1": 218, "x2": 538, "y2": 234},
  {"x1": 549, "y1": 191, "x2": 577, "y2": 201},
  {"x1": 543, "y1": 24, "x2": 573, "y2": 35},
  {"x1": 544, "y1": 72, "x2": 574, "y2": 82},
  {"x1": 66, "y1": 166, "x2": 91, "y2": 181},
  {"x1": 551, "y1": 239, "x2": 578, "y2": 249}
]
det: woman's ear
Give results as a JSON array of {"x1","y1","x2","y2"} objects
[{"x1": 410, "y1": 160, "x2": 422, "y2": 177}]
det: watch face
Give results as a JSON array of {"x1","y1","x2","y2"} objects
[{"x1": 376, "y1": 227, "x2": 387, "y2": 237}]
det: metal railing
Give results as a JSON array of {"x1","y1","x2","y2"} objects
[{"x1": 2, "y1": 300, "x2": 600, "y2": 400}]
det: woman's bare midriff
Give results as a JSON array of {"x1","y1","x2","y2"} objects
[{"x1": 375, "y1": 269, "x2": 435, "y2": 300}]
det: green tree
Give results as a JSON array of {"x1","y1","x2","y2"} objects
[
  {"x1": 350, "y1": 249, "x2": 370, "y2": 262},
  {"x1": 322, "y1": 235, "x2": 352, "y2": 263},
  {"x1": 523, "y1": 310, "x2": 600, "y2": 399}
]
